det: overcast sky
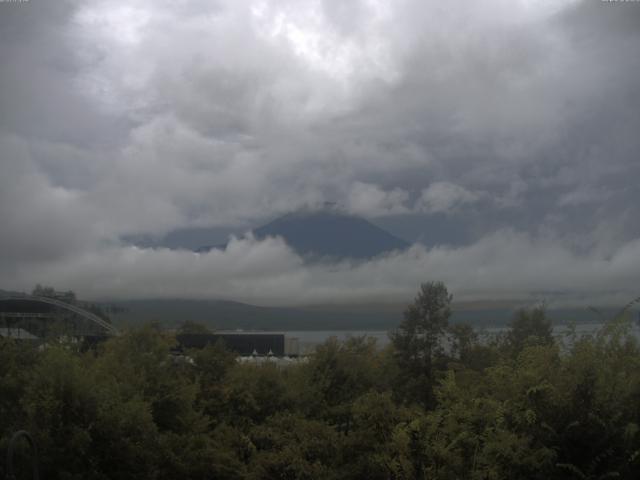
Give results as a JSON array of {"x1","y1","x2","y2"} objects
[{"x1": 1, "y1": 0, "x2": 639, "y2": 306}]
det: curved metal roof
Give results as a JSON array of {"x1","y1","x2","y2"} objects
[{"x1": 0, "y1": 293, "x2": 119, "y2": 336}]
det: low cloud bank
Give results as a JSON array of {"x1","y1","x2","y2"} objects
[
  {"x1": 1, "y1": 1, "x2": 639, "y2": 309},
  {"x1": 5, "y1": 232, "x2": 640, "y2": 308}
]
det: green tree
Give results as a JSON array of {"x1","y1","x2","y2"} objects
[
  {"x1": 225, "y1": 363, "x2": 293, "y2": 427},
  {"x1": 192, "y1": 340, "x2": 237, "y2": 424},
  {"x1": 507, "y1": 307, "x2": 553, "y2": 354},
  {"x1": 21, "y1": 346, "x2": 161, "y2": 479},
  {"x1": 342, "y1": 391, "x2": 414, "y2": 479},
  {"x1": 32, "y1": 284, "x2": 56, "y2": 297},
  {"x1": 448, "y1": 323, "x2": 477, "y2": 361},
  {"x1": 300, "y1": 336, "x2": 381, "y2": 430},
  {"x1": 249, "y1": 413, "x2": 341, "y2": 480},
  {"x1": 391, "y1": 281, "x2": 452, "y2": 408},
  {"x1": 177, "y1": 320, "x2": 212, "y2": 335}
]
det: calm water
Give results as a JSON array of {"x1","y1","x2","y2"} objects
[{"x1": 286, "y1": 323, "x2": 640, "y2": 353}]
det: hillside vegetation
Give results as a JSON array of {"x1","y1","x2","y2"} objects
[{"x1": 2, "y1": 283, "x2": 640, "y2": 479}]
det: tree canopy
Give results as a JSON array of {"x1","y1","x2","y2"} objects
[{"x1": 2, "y1": 284, "x2": 640, "y2": 479}]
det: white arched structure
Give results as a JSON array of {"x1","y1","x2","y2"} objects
[{"x1": 0, "y1": 293, "x2": 119, "y2": 336}]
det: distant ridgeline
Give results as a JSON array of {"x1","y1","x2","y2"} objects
[
  {"x1": 104, "y1": 296, "x2": 630, "y2": 332},
  {"x1": 107, "y1": 298, "x2": 404, "y2": 331},
  {"x1": 196, "y1": 207, "x2": 410, "y2": 260}
]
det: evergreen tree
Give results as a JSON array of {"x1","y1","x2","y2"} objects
[
  {"x1": 391, "y1": 281, "x2": 452, "y2": 408},
  {"x1": 507, "y1": 306, "x2": 553, "y2": 354}
]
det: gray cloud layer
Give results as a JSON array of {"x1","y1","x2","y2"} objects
[{"x1": 1, "y1": 0, "x2": 639, "y2": 305}]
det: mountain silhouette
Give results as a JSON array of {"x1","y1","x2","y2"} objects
[{"x1": 198, "y1": 208, "x2": 410, "y2": 259}]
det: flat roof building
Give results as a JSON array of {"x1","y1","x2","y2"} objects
[{"x1": 176, "y1": 332, "x2": 300, "y2": 356}]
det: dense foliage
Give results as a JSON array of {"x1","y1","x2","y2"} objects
[{"x1": 2, "y1": 283, "x2": 640, "y2": 479}]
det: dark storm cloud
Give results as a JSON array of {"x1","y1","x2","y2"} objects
[{"x1": 1, "y1": 0, "x2": 639, "y2": 304}]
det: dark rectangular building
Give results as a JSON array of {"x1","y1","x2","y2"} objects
[{"x1": 176, "y1": 332, "x2": 285, "y2": 356}]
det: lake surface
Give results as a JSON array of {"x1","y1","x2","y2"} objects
[{"x1": 286, "y1": 322, "x2": 640, "y2": 353}]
